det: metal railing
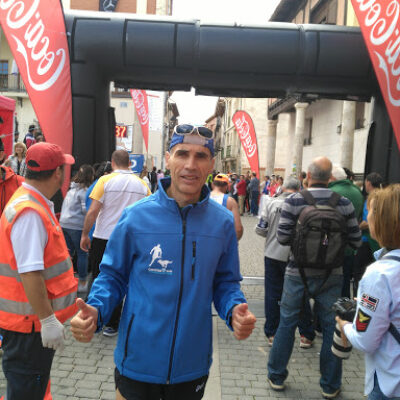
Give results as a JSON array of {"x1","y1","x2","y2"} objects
[{"x1": 0, "y1": 74, "x2": 26, "y2": 92}]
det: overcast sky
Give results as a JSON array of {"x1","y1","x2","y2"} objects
[{"x1": 170, "y1": 0, "x2": 280, "y2": 125}]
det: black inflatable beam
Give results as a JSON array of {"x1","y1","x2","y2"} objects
[{"x1": 64, "y1": 10, "x2": 378, "y2": 167}]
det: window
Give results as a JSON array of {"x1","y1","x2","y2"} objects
[
  {"x1": 355, "y1": 102, "x2": 366, "y2": 129},
  {"x1": 311, "y1": 0, "x2": 338, "y2": 24},
  {"x1": 120, "y1": 102, "x2": 128, "y2": 108},
  {"x1": 0, "y1": 60, "x2": 8, "y2": 89},
  {"x1": 303, "y1": 118, "x2": 313, "y2": 146}
]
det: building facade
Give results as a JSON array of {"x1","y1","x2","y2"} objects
[
  {"x1": 219, "y1": 0, "x2": 369, "y2": 180},
  {"x1": 1, "y1": 0, "x2": 173, "y2": 171}
]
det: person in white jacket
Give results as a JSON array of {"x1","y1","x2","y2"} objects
[
  {"x1": 60, "y1": 164, "x2": 94, "y2": 292},
  {"x1": 337, "y1": 184, "x2": 400, "y2": 400}
]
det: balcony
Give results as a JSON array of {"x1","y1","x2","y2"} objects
[{"x1": 0, "y1": 74, "x2": 26, "y2": 92}]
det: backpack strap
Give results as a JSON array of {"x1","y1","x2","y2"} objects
[
  {"x1": 382, "y1": 255, "x2": 400, "y2": 263},
  {"x1": 300, "y1": 189, "x2": 316, "y2": 205},
  {"x1": 328, "y1": 191, "x2": 341, "y2": 208},
  {"x1": 381, "y1": 254, "x2": 400, "y2": 344},
  {"x1": 389, "y1": 323, "x2": 400, "y2": 344}
]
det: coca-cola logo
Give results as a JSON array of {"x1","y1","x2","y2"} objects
[
  {"x1": 0, "y1": 0, "x2": 67, "y2": 92},
  {"x1": 131, "y1": 90, "x2": 149, "y2": 126},
  {"x1": 234, "y1": 115, "x2": 257, "y2": 157},
  {"x1": 354, "y1": 0, "x2": 400, "y2": 106}
]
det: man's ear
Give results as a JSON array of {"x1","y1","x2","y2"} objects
[{"x1": 165, "y1": 152, "x2": 171, "y2": 169}]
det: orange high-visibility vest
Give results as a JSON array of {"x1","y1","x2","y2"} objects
[{"x1": 0, "y1": 186, "x2": 78, "y2": 333}]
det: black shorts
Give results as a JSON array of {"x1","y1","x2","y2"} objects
[{"x1": 115, "y1": 368, "x2": 208, "y2": 400}]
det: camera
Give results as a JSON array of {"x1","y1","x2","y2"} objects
[{"x1": 331, "y1": 297, "x2": 357, "y2": 359}]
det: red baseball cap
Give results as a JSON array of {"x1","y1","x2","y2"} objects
[{"x1": 26, "y1": 142, "x2": 75, "y2": 172}]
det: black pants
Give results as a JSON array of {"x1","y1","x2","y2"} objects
[
  {"x1": 0, "y1": 328, "x2": 55, "y2": 400},
  {"x1": 90, "y1": 237, "x2": 108, "y2": 281},
  {"x1": 115, "y1": 368, "x2": 208, "y2": 400},
  {"x1": 353, "y1": 241, "x2": 374, "y2": 294},
  {"x1": 90, "y1": 237, "x2": 122, "y2": 330}
]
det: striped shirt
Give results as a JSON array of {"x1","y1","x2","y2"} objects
[{"x1": 277, "y1": 187, "x2": 362, "y2": 276}]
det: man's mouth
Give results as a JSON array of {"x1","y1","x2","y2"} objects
[{"x1": 181, "y1": 175, "x2": 198, "y2": 182}]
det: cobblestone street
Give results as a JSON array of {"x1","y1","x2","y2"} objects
[{"x1": 0, "y1": 214, "x2": 366, "y2": 399}]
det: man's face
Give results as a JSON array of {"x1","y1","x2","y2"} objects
[
  {"x1": 365, "y1": 179, "x2": 373, "y2": 194},
  {"x1": 165, "y1": 143, "x2": 214, "y2": 200}
]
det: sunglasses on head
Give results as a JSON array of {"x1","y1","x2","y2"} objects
[{"x1": 173, "y1": 124, "x2": 214, "y2": 139}]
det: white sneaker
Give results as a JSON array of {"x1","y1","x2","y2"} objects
[{"x1": 77, "y1": 281, "x2": 88, "y2": 292}]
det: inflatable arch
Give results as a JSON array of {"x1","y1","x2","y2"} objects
[{"x1": 65, "y1": 10, "x2": 399, "y2": 181}]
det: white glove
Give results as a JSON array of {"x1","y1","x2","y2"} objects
[{"x1": 40, "y1": 314, "x2": 65, "y2": 351}]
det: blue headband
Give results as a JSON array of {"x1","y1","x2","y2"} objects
[{"x1": 169, "y1": 132, "x2": 214, "y2": 157}]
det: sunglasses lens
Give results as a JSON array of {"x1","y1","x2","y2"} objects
[
  {"x1": 175, "y1": 124, "x2": 194, "y2": 134},
  {"x1": 197, "y1": 127, "x2": 213, "y2": 139}
]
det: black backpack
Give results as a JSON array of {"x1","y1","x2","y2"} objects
[{"x1": 292, "y1": 190, "x2": 347, "y2": 296}]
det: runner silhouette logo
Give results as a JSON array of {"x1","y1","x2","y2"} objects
[{"x1": 148, "y1": 244, "x2": 173, "y2": 275}]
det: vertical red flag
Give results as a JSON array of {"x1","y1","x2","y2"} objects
[
  {"x1": 232, "y1": 111, "x2": 260, "y2": 178},
  {"x1": 130, "y1": 89, "x2": 149, "y2": 151},
  {"x1": 0, "y1": 0, "x2": 73, "y2": 193},
  {"x1": 351, "y1": 0, "x2": 400, "y2": 150}
]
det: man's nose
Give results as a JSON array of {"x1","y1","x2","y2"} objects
[{"x1": 185, "y1": 155, "x2": 197, "y2": 169}]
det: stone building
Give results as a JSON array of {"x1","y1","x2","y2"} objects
[
  {"x1": 220, "y1": 0, "x2": 370, "y2": 180},
  {"x1": 0, "y1": 0, "x2": 173, "y2": 169}
]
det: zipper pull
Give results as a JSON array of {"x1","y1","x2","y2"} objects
[{"x1": 191, "y1": 241, "x2": 196, "y2": 280}]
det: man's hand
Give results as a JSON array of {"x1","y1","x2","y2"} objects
[
  {"x1": 335, "y1": 316, "x2": 350, "y2": 347},
  {"x1": 70, "y1": 298, "x2": 98, "y2": 342},
  {"x1": 80, "y1": 233, "x2": 91, "y2": 252},
  {"x1": 40, "y1": 314, "x2": 65, "y2": 351},
  {"x1": 232, "y1": 303, "x2": 256, "y2": 340}
]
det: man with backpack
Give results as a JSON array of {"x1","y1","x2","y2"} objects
[{"x1": 267, "y1": 156, "x2": 362, "y2": 399}]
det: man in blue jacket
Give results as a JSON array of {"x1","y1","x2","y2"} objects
[{"x1": 70, "y1": 124, "x2": 256, "y2": 400}]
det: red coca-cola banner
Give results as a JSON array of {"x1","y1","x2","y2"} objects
[
  {"x1": 232, "y1": 111, "x2": 259, "y2": 178},
  {"x1": 0, "y1": 0, "x2": 73, "y2": 193},
  {"x1": 351, "y1": 0, "x2": 400, "y2": 150},
  {"x1": 130, "y1": 89, "x2": 149, "y2": 151}
]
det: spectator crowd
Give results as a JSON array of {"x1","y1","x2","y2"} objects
[{"x1": 0, "y1": 125, "x2": 399, "y2": 400}]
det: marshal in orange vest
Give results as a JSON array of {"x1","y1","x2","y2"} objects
[{"x1": 0, "y1": 185, "x2": 78, "y2": 333}]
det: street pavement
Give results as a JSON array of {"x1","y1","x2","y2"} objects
[{"x1": 0, "y1": 214, "x2": 366, "y2": 399}]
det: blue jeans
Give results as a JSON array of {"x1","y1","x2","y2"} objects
[
  {"x1": 268, "y1": 273, "x2": 343, "y2": 393},
  {"x1": 369, "y1": 373, "x2": 400, "y2": 400},
  {"x1": 341, "y1": 254, "x2": 354, "y2": 298},
  {"x1": 250, "y1": 191, "x2": 259, "y2": 215},
  {"x1": 62, "y1": 228, "x2": 88, "y2": 280},
  {"x1": 264, "y1": 257, "x2": 315, "y2": 340}
]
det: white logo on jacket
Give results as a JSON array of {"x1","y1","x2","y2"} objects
[{"x1": 148, "y1": 244, "x2": 173, "y2": 274}]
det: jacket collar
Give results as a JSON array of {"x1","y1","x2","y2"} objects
[{"x1": 156, "y1": 177, "x2": 210, "y2": 212}]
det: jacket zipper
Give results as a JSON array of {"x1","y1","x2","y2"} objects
[
  {"x1": 167, "y1": 211, "x2": 187, "y2": 383},
  {"x1": 191, "y1": 241, "x2": 196, "y2": 280},
  {"x1": 122, "y1": 314, "x2": 134, "y2": 370}
]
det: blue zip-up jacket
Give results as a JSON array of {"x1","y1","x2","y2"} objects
[{"x1": 87, "y1": 177, "x2": 246, "y2": 384}]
